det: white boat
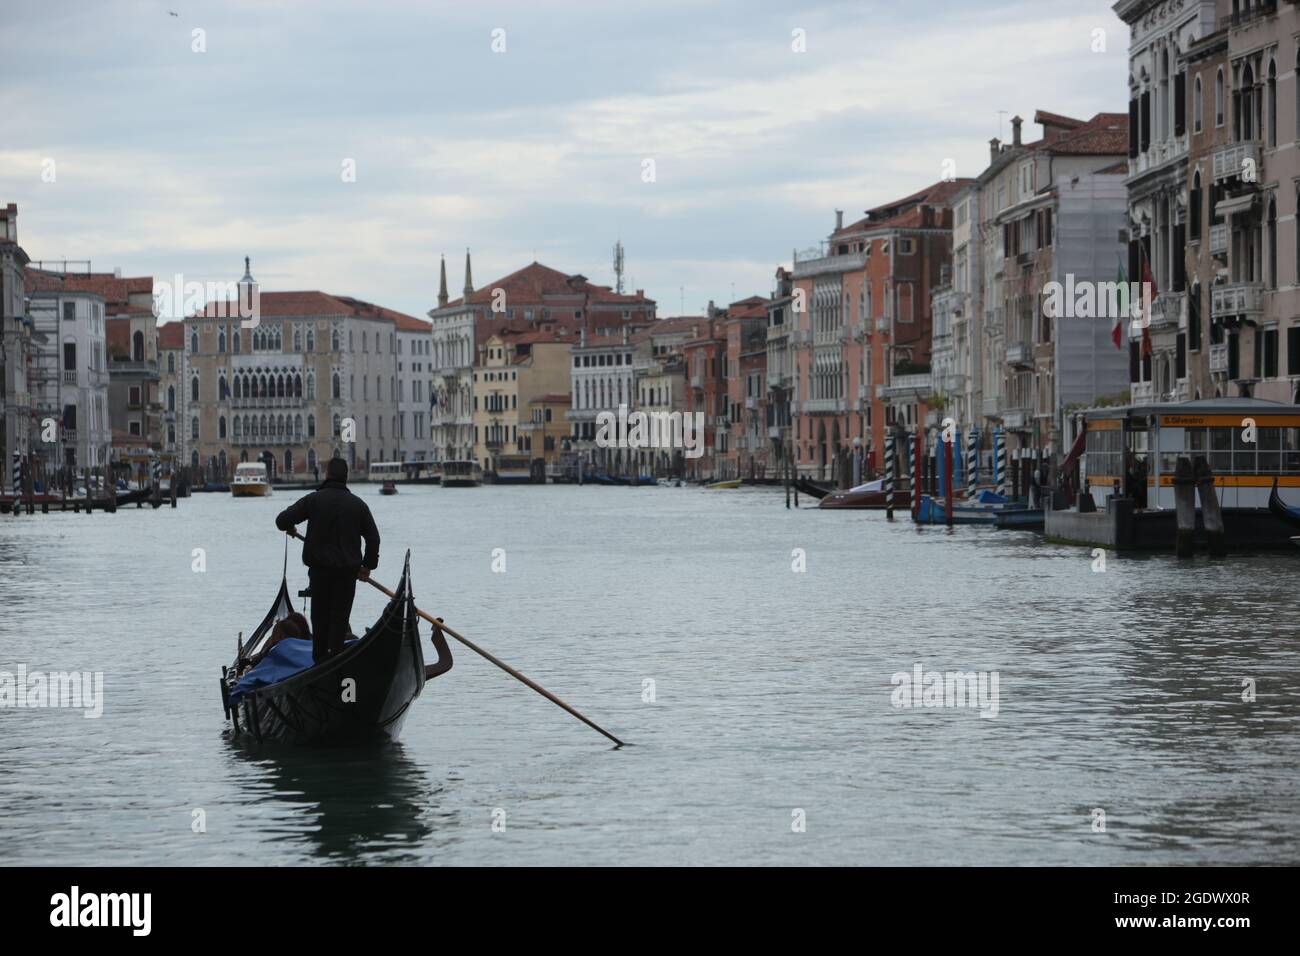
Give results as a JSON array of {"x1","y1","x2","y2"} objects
[{"x1": 231, "y1": 462, "x2": 272, "y2": 497}]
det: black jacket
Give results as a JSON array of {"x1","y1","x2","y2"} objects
[{"x1": 275, "y1": 480, "x2": 380, "y2": 571}]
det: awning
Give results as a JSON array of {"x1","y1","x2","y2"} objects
[
  {"x1": 1061, "y1": 427, "x2": 1087, "y2": 472},
  {"x1": 1215, "y1": 193, "x2": 1258, "y2": 218}
]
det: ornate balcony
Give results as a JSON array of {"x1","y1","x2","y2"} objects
[
  {"x1": 1005, "y1": 341, "x2": 1032, "y2": 368},
  {"x1": 1211, "y1": 141, "x2": 1262, "y2": 184},
  {"x1": 1209, "y1": 342, "x2": 1230, "y2": 374},
  {"x1": 1001, "y1": 407, "x2": 1031, "y2": 429},
  {"x1": 1209, "y1": 223, "x2": 1229, "y2": 256},
  {"x1": 1131, "y1": 381, "x2": 1155, "y2": 404},
  {"x1": 1150, "y1": 291, "x2": 1184, "y2": 331},
  {"x1": 1211, "y1": 282, "x2": 1264, "y2": 320}
]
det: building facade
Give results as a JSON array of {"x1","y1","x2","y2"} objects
[
  {"x1": 430, "y1": 255, "x2": 655, "y2": 465},
  {"x1": 24, "y1": 276, "x2": 111, "y2": 474}
]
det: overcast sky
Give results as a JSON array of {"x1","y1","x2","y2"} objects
[{"x1": 1, "y1": 0, "x2": 1127, "y2": 319}]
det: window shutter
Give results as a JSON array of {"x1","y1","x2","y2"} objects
[
  {"x1": 1174, "y1": 72, "x2": 1186, "y2": 136},
  {"x1": 1129, "y1": 99, "x2": 1139, "y2": 158}
]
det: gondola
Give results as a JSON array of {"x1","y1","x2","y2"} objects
[
  {"x1": 1268, "y1": 477, "x2": 1300, "y2": 529},
  {"x1": 219, "y1": 552, "x2": 452, "y2": 746}
]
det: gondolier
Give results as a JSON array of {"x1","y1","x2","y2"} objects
[{"x1": 275, "y1": 457, "x2": 380, "y2": 662}]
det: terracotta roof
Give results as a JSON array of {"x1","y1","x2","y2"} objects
[
  {"x1": 438, "y1": 261, "x2": 654, "y2": 311},
  {"x1": 192, "y1": 290, "x2": 352, "y2": 318},
  {"x1": 332, "y1": 295, "x2": 425, "y2": 329},
  {"x1": 190, "y1": 291, "x2": 421, "y2": 324},
  {"x1": 834, "y1": 179, "x2": 973, "y2": 237},
  {"x1": 1043, "y1": 112, "x2": 1128, "y2": 156},
  {"x1": 1033, "y1": 110, "x2": 1086, "y2": 132},
  {"x1": 501, "y1": 328, "x2": 572, "y2": 345},
  {"x1": 24, "y1": 269, "x2": 153, "y2": 312},
  {"x1": 157, "y1": 321, "x2": 184, "y2": 349}
]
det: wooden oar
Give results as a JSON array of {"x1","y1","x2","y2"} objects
[{"x1": 285, "y1": 530, "x2": 625, "y2": 747}]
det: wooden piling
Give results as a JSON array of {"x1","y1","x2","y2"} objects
[
  {"x1": 1173, "y1": 456, "x2": 1196, "y2": 559},
  {"x1": 1195, "y1": 456, "x2": 1227, "y2": 558}
]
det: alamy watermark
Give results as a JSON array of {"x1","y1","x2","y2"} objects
[
  {"x1": 0, "y1": 666, "x2": 104, "y2": 718},
  {"x1": 153, "y1": 273, "x2": 261, "y2": 327},
  {"x1": 1042, "y1": 274, "x2": 1153, "y2": 328},
  {"x1": 890, "y1": 663, "x2": 1000, "y2": 718},
  {"x1": 595, "y1": 404, "x2": 705, "y2": 459}
]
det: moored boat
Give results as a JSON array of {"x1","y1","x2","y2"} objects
[
  {"x1": 1268, "y1": 477, "x2": 1300, "y2": 529},
  {"x1": 219, "y1": 553, "x2": 452, "y2": 746},
  {"x1": 704, "y1": 478, "x2": 741, "y2": 489},
  {"x1": 818, "y1": 478, "x2": 910, "y2": 510},
  {"x1": 440, "y1": 460, "x2": 482, "y2": 488}
]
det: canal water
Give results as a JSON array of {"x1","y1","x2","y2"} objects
[{"x1": 1, "y1": 485, "x2": 1297, "y2": 865}]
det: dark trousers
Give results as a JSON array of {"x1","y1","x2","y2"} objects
[{"x1": 308, "y1": 567, "x2": 358, "y2": 662}]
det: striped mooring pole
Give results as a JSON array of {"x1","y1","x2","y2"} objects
[
  {"x1": 909, "y1": 431, "x2": 920, "y2": 522},
  {"x1": 967, "y1": 425, "x2": 979, "y2": 499},
  {"x1": 12, "y1": 451, "x2": 21, "y2": 497},
  {"x1": 884, "y1": 427, "x2": 896, "y2": 520},
  {"x1": 994, "y1": 427, "x2": 1007, "y2": 498}
]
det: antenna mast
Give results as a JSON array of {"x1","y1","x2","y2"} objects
[{"x1": 612, "y1": 240, "x2": 625, "y2": 295}]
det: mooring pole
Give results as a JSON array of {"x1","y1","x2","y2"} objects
[
  {"x1": 884, "y1": 428, "x2": 896, "y2": 520},
  {"x1": 944, "y1": 435, "x2": 954, "y2": 528}
]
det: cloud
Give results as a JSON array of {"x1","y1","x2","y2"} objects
[{"x1": 0, "y1": 0, "x2": 1128, "y2": 315}]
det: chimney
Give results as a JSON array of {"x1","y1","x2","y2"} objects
[
  {"x1": 835, "y1": 209, "x2": 844, "y2": 231},
  {"x1": 622, "y1": 325, "x2": 630, "y2": 345},
  {"x1": 989, "y1": 138, "x2": 1001, "y2": 163},
  {"x1": 580, "y1": 327, "x2": 587, "y2": 347},
  {"x1": 1011, "y1": 115, "x2": 1023, "y2": 147},
  {"x1": 438, "y1": 254, "x2": 448, "y2": 308}
]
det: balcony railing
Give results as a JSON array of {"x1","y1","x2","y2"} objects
[
  {"x1": 1209, "y1": 342, "x2": 1230, "y2": 374},
  {"x1": 875, "y1": 316, "x2": 890, "y2": 332},
  {"x1": 1212, "y1": 141, "x2": 1262, "y2": 183},
  {"x1": 882, "y1": 373, "x2": 933, "y2": 401},
  {"x1": 1005, "y1": 342, "x2": 1032, "y2": 368},
  {"x1": 1001, "y1": 407, "x2": 1030, "y2": 429},
  {"x1": 1131, "y1": 381, "x2": 1156, "y2": 404},
  {"x1": 791, "y1": 249, "x2": 868, "y2": 278},
  {"x1": 62, "y1": 370, "x2": 77, "y2": 384},
  {"x1": 803, "y1": 398, "x2": 846, "y2": 414},
  {"x1": 232, "y1": 432, "x2": 306, "y2": 446},
  {"x1": 1221, "y1": 0, "x2": 1277, "y2": 31},
  {"x1": 231, "y1": 395, "x2": 304, "y2": 408},
  {"x1": 745, "y1": 396, "x2": 757, "y2": 410},
  {"x1": 1208, "y1": 223, "x2": 1229, "y2": 256},
  {"x1": 1150, "y1": 291, "x2": 1185, "y2": 330},
  {"x1": 1211, "y1": 281, "x2": 1264, "y2": 319}
]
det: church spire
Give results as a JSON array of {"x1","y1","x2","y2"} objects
[
  {"x1": 463, "y1": 248, "x2": 473, "y2": 296},
  {"x1": 438, "y1": 254, "x2": 448, "y2": 308}
]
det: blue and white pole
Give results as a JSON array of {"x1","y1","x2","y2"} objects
[
  {"x1": 995, "y1": 427, "x2": 1007, "y2": 498},
  {"x1": 967, "y1": 425, "x2": 979, "y2": 499}
]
